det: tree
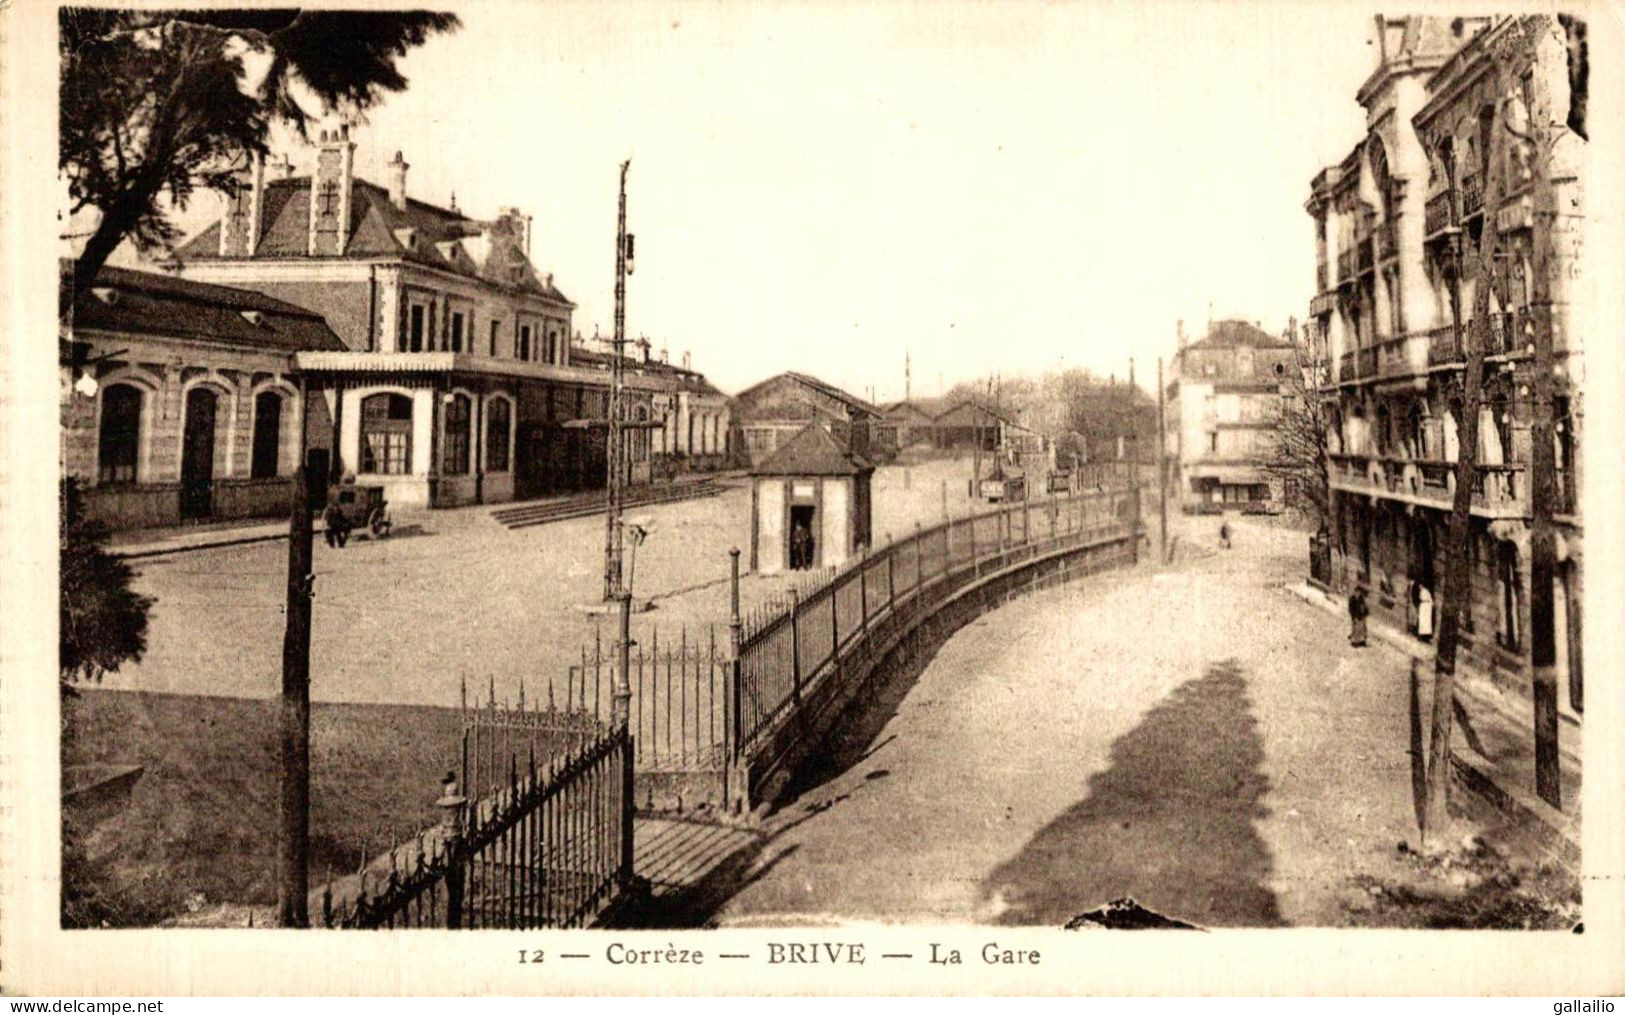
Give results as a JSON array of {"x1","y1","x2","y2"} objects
[
  {"x1": 1421, "y1": 15, "x2": 1572, "y2": 837},
  {"x1": 1262, "y1": 320, "x2": 1330, "y2": 532},
  {"x1": 59, "y1": 479, "x2": 154, "y2": 687},
  {"x1": 60, "y1": 8, "x2": 460, "y2": 291}
]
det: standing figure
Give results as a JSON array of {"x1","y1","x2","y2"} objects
[
  {"x1": 1416, "y1": 583, "x2": 1434, "y2": 642},
  {"x1": 1218, "y1": 521, "x2": 1232, "y2": 550},
  {"x1": 1348, "y1": 585, "x2": 1370, "y2": 647},
  {"x1": 322, "y1": 499, "x2": 352, "y2": 549},
  {"x1": 791, "y1": 521, "x2": 814, "y2": 571}
]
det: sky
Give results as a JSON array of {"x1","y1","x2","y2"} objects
[{"x1": 122, "y1": 0, "x2": 1383, "y2": 400}]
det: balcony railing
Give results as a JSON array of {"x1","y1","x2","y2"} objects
[
  {"x1": 1427, "y1": 324, "x2": 1460, "y2": 366},
  {"x1": 1316, "y1": 262, "x2": 1328, "y2": 293},
  {"x1": 1461, "y1": 171, "x2": 1483, "y2": 217},
  {"x1": 1356, "y1": 345, "x2": 1377, "y2": 379},
  {"x1": 1328, "y1": 453, "x2": 1528, "y2": 517},
  {"x1": 1374, "y1": 333, "x2": 1427, "y2": 380},
  {"x1": 1338, "y1": 350, "x2": 1355, "y2": 383},
  {"x1": 1425, "y1": 191, "x2": 1453, "y2": 235}
]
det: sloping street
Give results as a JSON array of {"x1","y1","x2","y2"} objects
[{"x1": 673, "y1": 518, "x2": 1558, "y2": 928}]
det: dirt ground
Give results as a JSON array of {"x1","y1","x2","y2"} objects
[{"x1": 668, "y1": 514, "x2": 1578, "y2": 929}]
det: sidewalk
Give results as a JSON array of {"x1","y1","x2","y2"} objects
[
  {"x1": 110, "y1": 516, "x2": 323, "y2": 559},
  {"x1": 1288, "y1": 580, "x2": 1581, "y2": 867},
  {"x1": 108, "y1": 473, "x2": 744, "y2": 559}
]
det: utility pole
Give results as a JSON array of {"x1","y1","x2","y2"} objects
[
  {"x1": 603, "y1": 160, "x2": 631, "y2": 602},
  {"x1": 1157, "y1": 355, "x2": 1168, "y2": 562},
  {"x1": 277, "y1": 377, "x2": 314, "y2": 926},
  {"x1": 1521, "y1": 25, "x2": 1563, "y2": 808}
]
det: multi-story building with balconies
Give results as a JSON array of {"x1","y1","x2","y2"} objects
[
  {"x1": 1166, "y1": 319, "x2": 1298, "y2": 513},
  {"x1": 1305, "y1": 15, "x2": 1586, "y2": 718}
]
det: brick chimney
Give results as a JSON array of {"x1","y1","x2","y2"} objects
[
  {"x1": 308, "y1": 122, "x2": 356, "y2": 255},
  {"x1": 218, "y1": 154, "x2": 264, "y2": 257},
  {"x1": 387, "y1": 150, "x2": 409, "y2": 211}
]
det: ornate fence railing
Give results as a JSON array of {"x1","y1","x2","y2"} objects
[{"x1": 318, "y1": 707, "x2": 633, "y2": 929}]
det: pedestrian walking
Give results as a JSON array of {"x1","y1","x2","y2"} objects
[
  {"x1": 1416, "y1": 583, "x2": 1434, "y2": 642},
  {"x1": 1348, "y1": 585, "x2": 1370, "y2": 647},
  {"x1": 1218, "y1": 521, "x2": 1232, "y2": 550},
  {"x1": 322, "y1": 500, "x2": 352, "y2": 549}
]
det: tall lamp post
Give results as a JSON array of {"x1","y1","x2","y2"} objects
[{"x1": 604, "y1": 160, "x2": 633, "y2": 604}]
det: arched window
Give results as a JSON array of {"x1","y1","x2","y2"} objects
[
  {"x1": 361, "y1": 393, "x2": 413, "y2": 474},
  {"x1": 251, "y1": 391, "x2": 284, "y2": 479},
  {"x1": 486, "y1": 397, "x2": 511, "y2": 472},
  {"x1": 98, "y1": 383, "x2": 142, "y2": 483},
  {"x1": 443, "y1": 393, "x2": 471, "y2": 474}
]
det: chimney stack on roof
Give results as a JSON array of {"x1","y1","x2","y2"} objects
[
  {"x1": 387, "y1": 151, "x2": 409, "y2": 211},
  {"x1": 269, "y1": 153, "x2": 293, "y2": 180},
  {"x1": 682, "y1": 351, "x2": 691, "y2": 371},
  {"x1": 1177, "y1": 319, "x2": 1187, "y2": 351}
]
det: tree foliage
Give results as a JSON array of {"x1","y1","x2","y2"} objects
[
  {"x1": 942, "y1": 368, "x2": 1157, "y2": 464},
  {"x1": 60, "y1": 8, "x2": 460, "y2": 290},
  {"x1": 60, "y1": 479, "x2": 155, "y2": 686},
  {"x1": 1262, "y1": 323, "x2": 1330, "y2": 531}
]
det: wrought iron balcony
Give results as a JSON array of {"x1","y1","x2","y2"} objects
[
  {"x1": 1337, "y1": 350, "x2": 1355, "y2": 382},
  {"x1": 1461, "y1": 171, "x2": 1483, "y2": 217},
  {"x1": 1316, "y1": 262, "x2": 1328, "y2": 293},
  {"x1": 1356, "y1": 345, "x2": 1377, "y2": 379},
  {"x1": 1425, "y1": 191, "x2": 1454, "y2": 236},
  {"x1": 1427, "y1": 324, "x2": 1461, "y2": 366},
  {"x1": 1328, "y1": 453, "x2": 1528, "y2": 518},
  {"x1": 1374, "y1": 333, "x2": 1428, "y2": 381}
]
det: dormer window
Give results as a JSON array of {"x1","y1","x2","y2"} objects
[
  {"x1": 90, "y1": 287, "x2": 118, "y2": 305},
  {"x1": 239, "y1": 310, "x2": 265, "y2": 326},
  {"x1": 393, "y1": 228, "x2": 417, "y2": 252}
]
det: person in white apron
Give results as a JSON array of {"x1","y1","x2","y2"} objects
[{"x1": 1416, "y1": 584, "x2": 1434, "y2": 642}]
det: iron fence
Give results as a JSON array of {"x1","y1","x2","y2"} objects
[
  {"x1": 734, "y1": 486, "x2": 1130, "y2": 748},
  {"x1": 319, "y1": 725, "x2": 633, "y2": 929},
  {"x1": 566, "y1": 628, "x2": 731, "y2": 772}
]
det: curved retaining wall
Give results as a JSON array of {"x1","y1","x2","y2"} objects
[{"x1": 726, "y1": 526, "x2": 1137, "y2": 819}]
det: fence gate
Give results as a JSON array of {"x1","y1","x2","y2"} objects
[{"x1": 567, "y1": 626, "x2": 731, "y2": 776}]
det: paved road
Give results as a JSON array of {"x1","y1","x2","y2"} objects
[
  {"x1": 694, "y1": 517, "x2": 1431, "y2": 928},
  {"x1": 101, "y1": 456, "x2": 988, "y2": 707}
]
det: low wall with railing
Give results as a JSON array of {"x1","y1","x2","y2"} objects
[
  {"x1": 723, "y1": 486, "x2": 1139, "y2": 817},
  {"x1": 544, "y1": 486, "x2": 1141, "y2": 819}
]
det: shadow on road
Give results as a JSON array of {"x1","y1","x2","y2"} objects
[{"x1": 980, "y1": 658, "x2": 1285, "y2": 928}]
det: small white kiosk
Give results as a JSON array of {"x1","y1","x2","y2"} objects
[{"x1": 749, "y1": 422, "x2": 873, "y2": 574}]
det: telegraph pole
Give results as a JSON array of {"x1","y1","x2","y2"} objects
[
  {"x1": 604, "y1": 160, "x2": 631, "y2": 602},
  {"x1": 1522, "y1": 29, "x2": 1562, "y2": 808},
  {"x1": 277, "y1": 377, "x2": 314, "y2": 926}
]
